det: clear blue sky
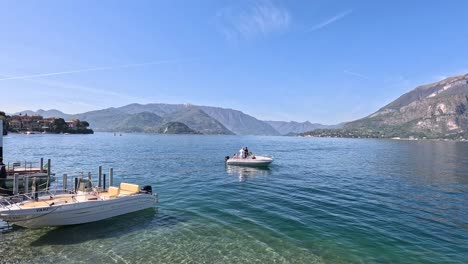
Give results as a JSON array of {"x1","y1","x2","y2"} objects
[{"x1": 1, "y1": 0, "x2": 468, "y2": 124}]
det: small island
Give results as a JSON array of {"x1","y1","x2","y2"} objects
[
  {"x1": 158, "y1": 122, "x2": 201, "y2": 134},
  {"x1": 0, "y1": 112, "x2": 93, "y2": 134}
]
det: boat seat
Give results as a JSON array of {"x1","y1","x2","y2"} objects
[
  {"x1": 119, "y1": 183, "x2": 140, "y2": 196},
  {"x1": 100, "y1": 186, "x2": 120, "y2": 198}
]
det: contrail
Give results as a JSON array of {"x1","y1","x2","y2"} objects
[
  {"x1": 0, "y1": 59, "x2": 188, "y2": 81},
  {"x1": 307, "y1": 9, "x2": 353, "y2": 32}
]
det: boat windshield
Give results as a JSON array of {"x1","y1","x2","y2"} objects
[{"x1": 76, "y1": 178, "x2": 93, "y2": 192}]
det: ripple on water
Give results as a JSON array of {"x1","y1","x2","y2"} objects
[{"x1": 0, "y1": 134, "x2": 467, "y2": 264}]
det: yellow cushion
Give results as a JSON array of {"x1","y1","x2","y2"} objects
[
  {"x1": 107, "y1": 186, "x2": 120, "y2": 197},
  {"x1": 119, "y1": 183, "x2": 140, "y2": 195}
]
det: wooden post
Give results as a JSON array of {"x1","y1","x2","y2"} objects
[
  {"x1": 109, "y1": 168, "x2": 113, "y2": 187},
  {"x1": 74, "y1": 177, "x2": 79, "y2": 192},
  {"x1": 103, "y1": 173, "x2": 106, "y2": 190},
  {"x1": 13, "y1": 173, "x2": 19, "y2": 195},
  {"x1": 47, "y1": 159, "x2": 51, "y2": 177},
  {"x1": 40, "y1": 158, "x2": 44, "y2": 173},
  {"x1": 63, "y1": 174, "x2": 67, "y2": 191},
  {"x1": 98, "y1": 166, "x2": 102, "y2": 188},
  {"x1": 24, "y1": 176, "x2": 29, "y2": 194}
]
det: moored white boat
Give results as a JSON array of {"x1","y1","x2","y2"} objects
[
  {"x1": 225, "y1": 155, "x2": 273, "y2": 167},
  {"x1": 0, "y1": 180, "x2": 157, "y2": 228}
]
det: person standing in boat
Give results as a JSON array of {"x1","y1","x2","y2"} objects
[
  {"x1": 0, "y1": 157, "x2": 6, "y2": 189},
  {"x1": 239, "y1": 148, "x2": 245, "y2": 159},
  {"x1": 245, "y1": 147, "x2": 249, "y2": 158}
]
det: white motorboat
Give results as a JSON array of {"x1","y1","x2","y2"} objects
[
  {"x1": 225, "y1": 155, "x2": 273, "y2": 167},
  {"x1": 0, "y1": 180, "x2": 157, "y2": 228}
]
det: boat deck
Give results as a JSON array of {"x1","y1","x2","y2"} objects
[{"x1": 19, "y1": 196, "x2": 75, "y2": 208}]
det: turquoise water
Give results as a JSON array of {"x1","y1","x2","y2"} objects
[{"x1": 0, "y1": 133, "x2": 467, "y2": 263}]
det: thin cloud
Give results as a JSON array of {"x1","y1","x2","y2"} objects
[
  {"x1": 307, "y1": 9, "x2": 353, "y2": 32},
  {"x1": 216, "y1": 0, "x2": 290, "y2": 41},
  {"x1": 344, "y1": 70, "x2": 369, "y2": 79},
  {"x1": 0, "y1": 74, "x2": 150, "y2": 106},
  {"x1": 0, "y1": 59, "x2": 191, "y2": 81}
]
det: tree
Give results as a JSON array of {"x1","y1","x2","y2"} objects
[
  {"x1": 52, "y1": 118, "x2": 67, "y2": 133},
  {"x1": 79, "y1": 121, "x2": 90, "y2": 128}
]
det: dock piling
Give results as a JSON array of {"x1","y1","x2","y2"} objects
[
  {"x1": 109, "y1": 168, "x2": 113, "y2": 187},
  {"x1": 47, "y1": 159, "x2": 51, "y2": 177},
  {"x1": 40, "y1": 158, "x2": 44, "y2": 173},
  {"x1": 24, "y1": 176, "x2": 29, "y2": 194},
  {"x1": 98, "y1": 166, "x2": 102, "y2": 188},
  {"x1": 74, "y1": 177, "x2": 79, "y2": 192},
  {"x1": 63, "y1": 174, "x2": 67, "y2": 191},
  {"x1": 13, "y1": 173, "x2": 19, "y2": 195},
  {"x1": 103, "y1": 173, "x2": 106, "y2": 190}
]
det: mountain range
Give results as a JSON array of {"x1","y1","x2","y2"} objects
[
  {"x1": 344, "y1": 74, "x2": 468, "y2": 138},
  {"x1": 14, "y1": 73, "x2": 468, "y2": 138},
  {"x1": 15, "y1": 104, "x2": 327, "y2": 135},
  {"x1": 266, "y1": 121, "x2": 342, "y2": 135}
]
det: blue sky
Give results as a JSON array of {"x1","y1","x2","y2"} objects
[{"x1": 1, "y1": 0, "x2": 468, "y2": 124}]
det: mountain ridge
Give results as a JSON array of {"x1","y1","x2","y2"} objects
[
  {"x1": 299, "y1": 73, "x2": 468, "y2": 139},
  {"x1": 16, "y1": 103, "x2": 332, "y2": 135}
]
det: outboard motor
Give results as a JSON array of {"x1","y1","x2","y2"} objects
[
  {"x1": 225, "y1": 156, "x2": 230, "y2": 161},
  {"x1": 141, "y1": 185, "x2": 152, "y2": 194}
]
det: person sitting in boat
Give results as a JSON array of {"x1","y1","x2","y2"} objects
[
  {"x1": 244, "y1": 147, "x2": 249, "y2": 158},
  {"x1": 0, "y1": 157, "x2": 6, "y2": 189}
]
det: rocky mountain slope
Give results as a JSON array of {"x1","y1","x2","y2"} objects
[
  {"x1": 198, "y1": 106, "x2": 279, "y2": 135},
  {"x1": 346, "y1": 74, "x2": 468, "y2": 138}
]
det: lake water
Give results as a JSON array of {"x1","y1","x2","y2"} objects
[{"x1": 0, "y1": 133, "x2": 467, "y2": 264}]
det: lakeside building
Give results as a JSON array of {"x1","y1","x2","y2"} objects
[
  {"x1": 66, "y1": 119, "x2": 80, "y2": 129},
  {"x1": 7, "y1": 114, "x2": 83, "y2": 132}
]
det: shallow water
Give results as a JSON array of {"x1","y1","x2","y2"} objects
[{"x1": 0, "y1": 133, "x2": 467, "y2": 263}]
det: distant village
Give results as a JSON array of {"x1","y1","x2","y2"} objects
[{"x1": 0, "y1": 112, "x2": 93, "y2": 134}]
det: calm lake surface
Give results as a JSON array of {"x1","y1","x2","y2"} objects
[{"x1": 0, "y1": 133, "x2": 467, "y2": 264}]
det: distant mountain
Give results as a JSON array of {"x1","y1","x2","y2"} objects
[
  {"x1": 113, "y1": 112, "x2": 163, "y2": 133},
  {"x1": 158, "y1": 122, "x2": 200, "y2": 134},
  {"x1": 16, "y1": 109, "x2": 71, "y2": 119},
  {"x1": 162, "y1": 106, "x2": 233, "y2": 134},
  {"x1": 198, "y1": 106, "x2": 280, "y2": 135},
  {"x1": 73, "y1": 108, "x2": 128, "y2": 131},
  {"x1": 265, "y1": 121, "x2": 342, "y2": 135},
  {"x1": 117, "y1": 103, "x2": 183, "y2": 116},
  {"x1": 345, "y1": 74, "x2": 468, "y2": 138},
  {"x1": 16, "y1": 103, "x2": 326, "y2": 136}
]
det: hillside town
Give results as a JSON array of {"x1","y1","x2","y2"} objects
[{"x1": 0, "y1": 112, "x2": 93, "y2": 134}]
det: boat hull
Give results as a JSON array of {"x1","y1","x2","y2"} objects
[
  {"x1": 0, "y1": 194, "x2": 157, "y2": 228},
  {"x1": 226, "y1": 156, "x2": 273, "y2": 167}
]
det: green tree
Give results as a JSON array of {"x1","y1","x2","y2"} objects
[
  {"x1": 52, "y1": 118, "x2": 67, "y2": 133},
  {"x1": 79, "y1": 121, "x2": 90, "y2": 128}
]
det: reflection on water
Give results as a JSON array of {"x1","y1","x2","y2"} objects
[
  {"x1": 31, "y1": 208, "x2": 158, "y2": 246},
  {"x1": 225, "y1": 165, "x2": 271, "y2": 182}
]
